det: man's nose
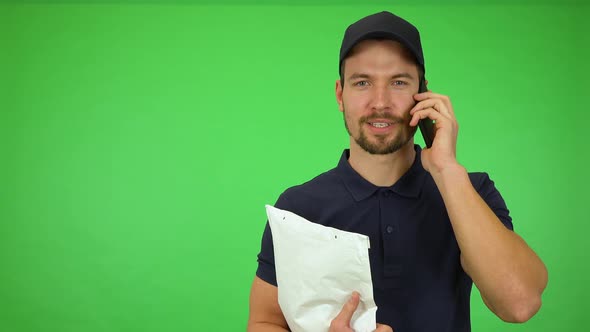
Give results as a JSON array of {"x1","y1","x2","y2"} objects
[{"x1": 371, "y1": 85, "x2": 392, "y2": 111}]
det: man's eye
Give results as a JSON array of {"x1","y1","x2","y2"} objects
[
  {"x1": 393, "y1": 80, "x2": 408, "y2": 86},
  {"x1": 354, "y1": 81, "x2": 369, "y2": 87}
]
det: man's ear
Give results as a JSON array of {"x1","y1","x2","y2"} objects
[{"x1": 335, "y1": 79, "x2": 344, "y2": 112}]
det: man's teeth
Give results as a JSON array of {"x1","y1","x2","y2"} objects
[{"x1": 370, "y1": 122, "x2": 390, "y2": 128}]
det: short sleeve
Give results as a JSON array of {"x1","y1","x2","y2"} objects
[
  {"x1": 469, "y1": 172, "x2": 513, "y2": 231},
  {"x1": 255, "y1": 192, "x2": 293, "y2": 286}
]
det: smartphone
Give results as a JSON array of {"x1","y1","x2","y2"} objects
[{"x1": 417, "y1": 77, "x2": 435, "y2": 148}]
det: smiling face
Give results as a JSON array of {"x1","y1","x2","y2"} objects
[{"x1": 336, "y1": 39, "x2": 421, "y2": 155}]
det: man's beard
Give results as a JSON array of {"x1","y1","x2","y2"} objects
[{"x1": 343, "y1": 108, "x2": 416, "y2": 155}]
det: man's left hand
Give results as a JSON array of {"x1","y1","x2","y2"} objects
[{"x1": 409, "y1": 91, "x2": 460, "y2": 175}]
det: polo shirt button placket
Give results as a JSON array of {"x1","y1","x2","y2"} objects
[
  {"x1": 386, "y1": 225, "x2": 395, "y2": 234},
  {"x1": 379, "y1": 188, "x2": 402, "y2": 284}
]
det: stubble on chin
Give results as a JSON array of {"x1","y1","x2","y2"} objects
[{"x1": 343, "y1": 110, "x2": 416, "y2": 155}]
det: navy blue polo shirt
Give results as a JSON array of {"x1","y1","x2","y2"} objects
[{"x1": 256, "y1": 145, "x2": 513, "y2": 331}]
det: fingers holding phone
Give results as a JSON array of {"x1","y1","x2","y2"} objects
[{"x1": 410, "y1": 86, "x2": 460, "y2": 174}]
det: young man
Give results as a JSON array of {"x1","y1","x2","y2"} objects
[{"x1": 248, "y1": 11, "x2": 547, "y2": 332}]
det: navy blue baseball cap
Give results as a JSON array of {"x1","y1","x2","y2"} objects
[{"x1": 339, "y1": 11, "x2": 425, "y2": 76}]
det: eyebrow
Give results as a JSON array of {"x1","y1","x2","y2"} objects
[{"x1": 348, "y1": 72, "x2": 415, "y2": 81}]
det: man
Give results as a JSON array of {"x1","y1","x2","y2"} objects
[{"x1": 248, "y1": 11, "x2": 547, "y2": 332}]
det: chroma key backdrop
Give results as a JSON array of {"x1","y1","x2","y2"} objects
[{"x1": 1, "y1": 1, "x2": 588, "y2": 331}]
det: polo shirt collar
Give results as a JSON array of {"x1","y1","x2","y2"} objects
[{"x1": 336, "y1": 144, "x2": 427, "y2": 201}]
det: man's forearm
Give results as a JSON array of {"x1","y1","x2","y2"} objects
[
  {"x1": 432, "y1": 164, "x2": 548, "y2": 322},
  {"x1": 247, "y1": 323, "x2": 290, "y2": 332}
]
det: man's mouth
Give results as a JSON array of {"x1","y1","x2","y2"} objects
[{"x1": 369, "y1": 122, "x2": 391, "y2": 128}]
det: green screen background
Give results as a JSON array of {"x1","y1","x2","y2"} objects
[{"x1": 1, "y1": 1, "x2": 588, "y2": 331}]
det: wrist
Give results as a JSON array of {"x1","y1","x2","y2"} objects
[{"x1": 430, "y1": 162, "x2": 467, "y2": 185}]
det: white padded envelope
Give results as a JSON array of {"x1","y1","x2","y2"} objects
[{"x1": 266, "y1": 204, "x2": 377, "y2": 332}]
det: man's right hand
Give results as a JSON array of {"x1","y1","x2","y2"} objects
[{"x1": 329, "y1": 292, "x2": 393, "y2": 332}]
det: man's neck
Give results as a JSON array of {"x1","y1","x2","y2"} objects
[{"x1": 348, "y1": 140, "x2": 416, "y2": 187}]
